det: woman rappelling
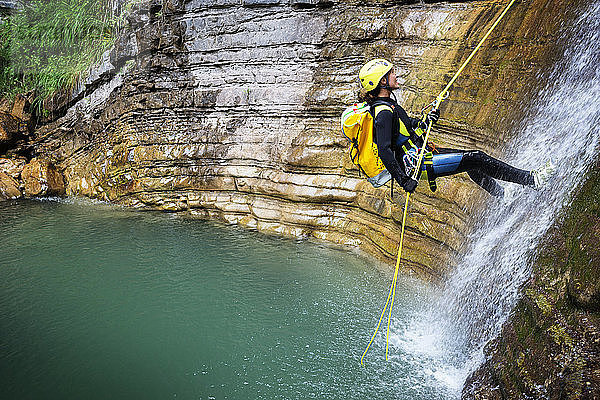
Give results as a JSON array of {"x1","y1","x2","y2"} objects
[{"x1": 348, "y1": 58, "x2": 555, "y2": 197}]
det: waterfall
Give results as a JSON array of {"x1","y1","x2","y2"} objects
[{"x1": 395, "y1": 0, "x2": 600, "y2": 392}]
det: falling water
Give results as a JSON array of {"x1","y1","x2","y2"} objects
[
  {"x1": 2, "y1": 2, "x2": 599, "y2": 399},
  {"x1": 396, "y1": 0, "x2": 600, "y2": 393}
]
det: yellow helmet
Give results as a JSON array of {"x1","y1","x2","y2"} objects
[{"x1": 359, "y1": 58, "x2": 393, "y2": 91}]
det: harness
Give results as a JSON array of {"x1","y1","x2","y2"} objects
[
  {"x1": 371, "y1": 100, "x2": 438, "y2": 192},
  {"x1": 361, "y1": 0, "x2": 519, "y2": 365}
]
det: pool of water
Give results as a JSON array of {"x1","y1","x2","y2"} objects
[{"x1": 0, "y1": 199, "x2": 459, "y2": 400}]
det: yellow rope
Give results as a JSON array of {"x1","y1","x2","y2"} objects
[
  {"x1": 360, "y1": 192, "x2": 410, "y2": 365},
  {"x1": 437, "y1": 0, "x2": 518, "y2": 104},
  {"x1": 361, "y1": 0, "x2": 519, "y2": 365},
  {"x1": 385, "y1": 191, "x2": 410, "y2": 360}
]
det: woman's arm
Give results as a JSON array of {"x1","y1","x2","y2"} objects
[{"x1": 374, "y1": 109, "x2": 417, "y2": 192}]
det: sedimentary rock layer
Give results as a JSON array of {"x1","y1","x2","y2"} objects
[{"x1": 29, "y1": 0, "x2": 575, "y2": 278}]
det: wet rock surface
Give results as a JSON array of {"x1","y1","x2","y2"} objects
[
  {"x1": 26, "y1": 0, "x2": 578, "y2": 279},
  {"x1": 0, "y1": 157, "x2": 25, "y2": 200},
  {"x1": 463, "y1": 157, "x2": 600, "y2": 399},
  {"x1": 0, "y1": 156, "x2": 66, "y2": 200},
  {"x1": 3, "y1": 0, "x2": 598, "y2": 396},
  {"x1": 21, "y1": 158, "x2": 65, "y2": 197},
  {"x1": 0, "y1": 170, "x2": 21, "y2": 200},
  {"x1": 0, "y1": 157, "x2": 25, "y2": 181}
]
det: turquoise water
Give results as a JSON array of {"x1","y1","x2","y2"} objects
[{"x1": 1, "y1": 199, "x2": 457, "y2": 400}]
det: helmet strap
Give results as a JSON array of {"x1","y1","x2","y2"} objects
[
  {"x1": 380, "y1": 71, "x2": 392, "y2": 90},
  {"x1": 379, "y1": 70, "x2": 396, "y2": 94},
  {"x1": 369, "y1": 71, "x2": 395, "y2": 98}
]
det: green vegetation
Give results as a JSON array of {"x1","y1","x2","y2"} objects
[{"x1": 0, "y1": 0, "x2": 138, "y2": 113}]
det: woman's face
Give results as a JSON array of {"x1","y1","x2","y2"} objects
[{"x1": 382, "y1": 68, "x2": 400, "y2": 90}]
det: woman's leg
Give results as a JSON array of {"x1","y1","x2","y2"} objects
[
  {"x1": 429, "y1": 149, "x2": 534, "y2": 190},
  {"x1": 466, "y1": 169, "x2": 505, "y2": 197},
  {"x1": 459, "y1": 150, "x2": 534, "y2": 186}
]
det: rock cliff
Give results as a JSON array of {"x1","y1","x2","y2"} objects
[
  {"x1": 463, "y1": 157, "x2": 600, "y2": 399},
  {"x1": 20, "y1": 0, "x2": 577, "y2": 279},
  {"x1": 3, "y1": 0, "x2": 598, "y2": 396}
]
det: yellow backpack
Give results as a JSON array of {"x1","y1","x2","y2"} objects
[{"x1": 340, "y1": 102, "x2": 392, "y2": 187}]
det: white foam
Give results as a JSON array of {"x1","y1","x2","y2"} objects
[{"x1": 396, "y1": 0, "x2": 600, "y2": 394}]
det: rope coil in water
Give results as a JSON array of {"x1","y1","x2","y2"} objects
[{"x1": 360, "y1": 0, "x2": 519, "y2": 365}]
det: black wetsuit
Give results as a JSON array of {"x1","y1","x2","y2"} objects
[{"x1": 371, "y1": 96, "x2": 534, "y2": 196}]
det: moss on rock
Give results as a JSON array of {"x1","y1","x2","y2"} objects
[{"x1": 464, "y1": 158, "x2": 600, "y2": 399}]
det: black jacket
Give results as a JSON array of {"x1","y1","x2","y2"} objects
[{"x1": 371, "y1": 97, "x2": 423, "y2": 186}]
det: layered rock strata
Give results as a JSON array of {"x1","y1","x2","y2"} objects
[
  {"x1": 0, "y1": 94, "x2": 33, "y2": 155},
  {"x1": 27, "y1": 0, "x2": 577, "y2": 279},
  {"x1": 0, "y1": 157, "x2": 66, "y2": 200}
]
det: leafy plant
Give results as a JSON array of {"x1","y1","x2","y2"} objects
[{"x1": 0, "y1": 0, "x2": 139, "y2": 114}]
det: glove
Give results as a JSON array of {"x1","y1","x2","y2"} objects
[
  {"x1": 426, "y1": 108, "x2": 440, "y2": 125},
  {"x1": 401, "y1": 177, "x2": 418, "y2": 193},
  {"x1": 419, "y1": 108, "x2": 440, "y2": 130}
]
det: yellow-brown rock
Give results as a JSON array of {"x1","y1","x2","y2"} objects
[
  {"x1": 0, "y1": 171, "x2": 21, "y2": 200},
  {"x1": 0, "y1": 157, "x2": 25, "y2": 181},
  {"x1": 21, "y1": 158, "x2": 66, "y2": 197},
  {"x1": 10, "y1": 94, "x2": 28, "y2": 120},
  {"x1": 0, "y1": 112, "x2": 19, "y2": 145},
  {"x1": 27, "y1": 0, "x2": 584, "y2": 279}
]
